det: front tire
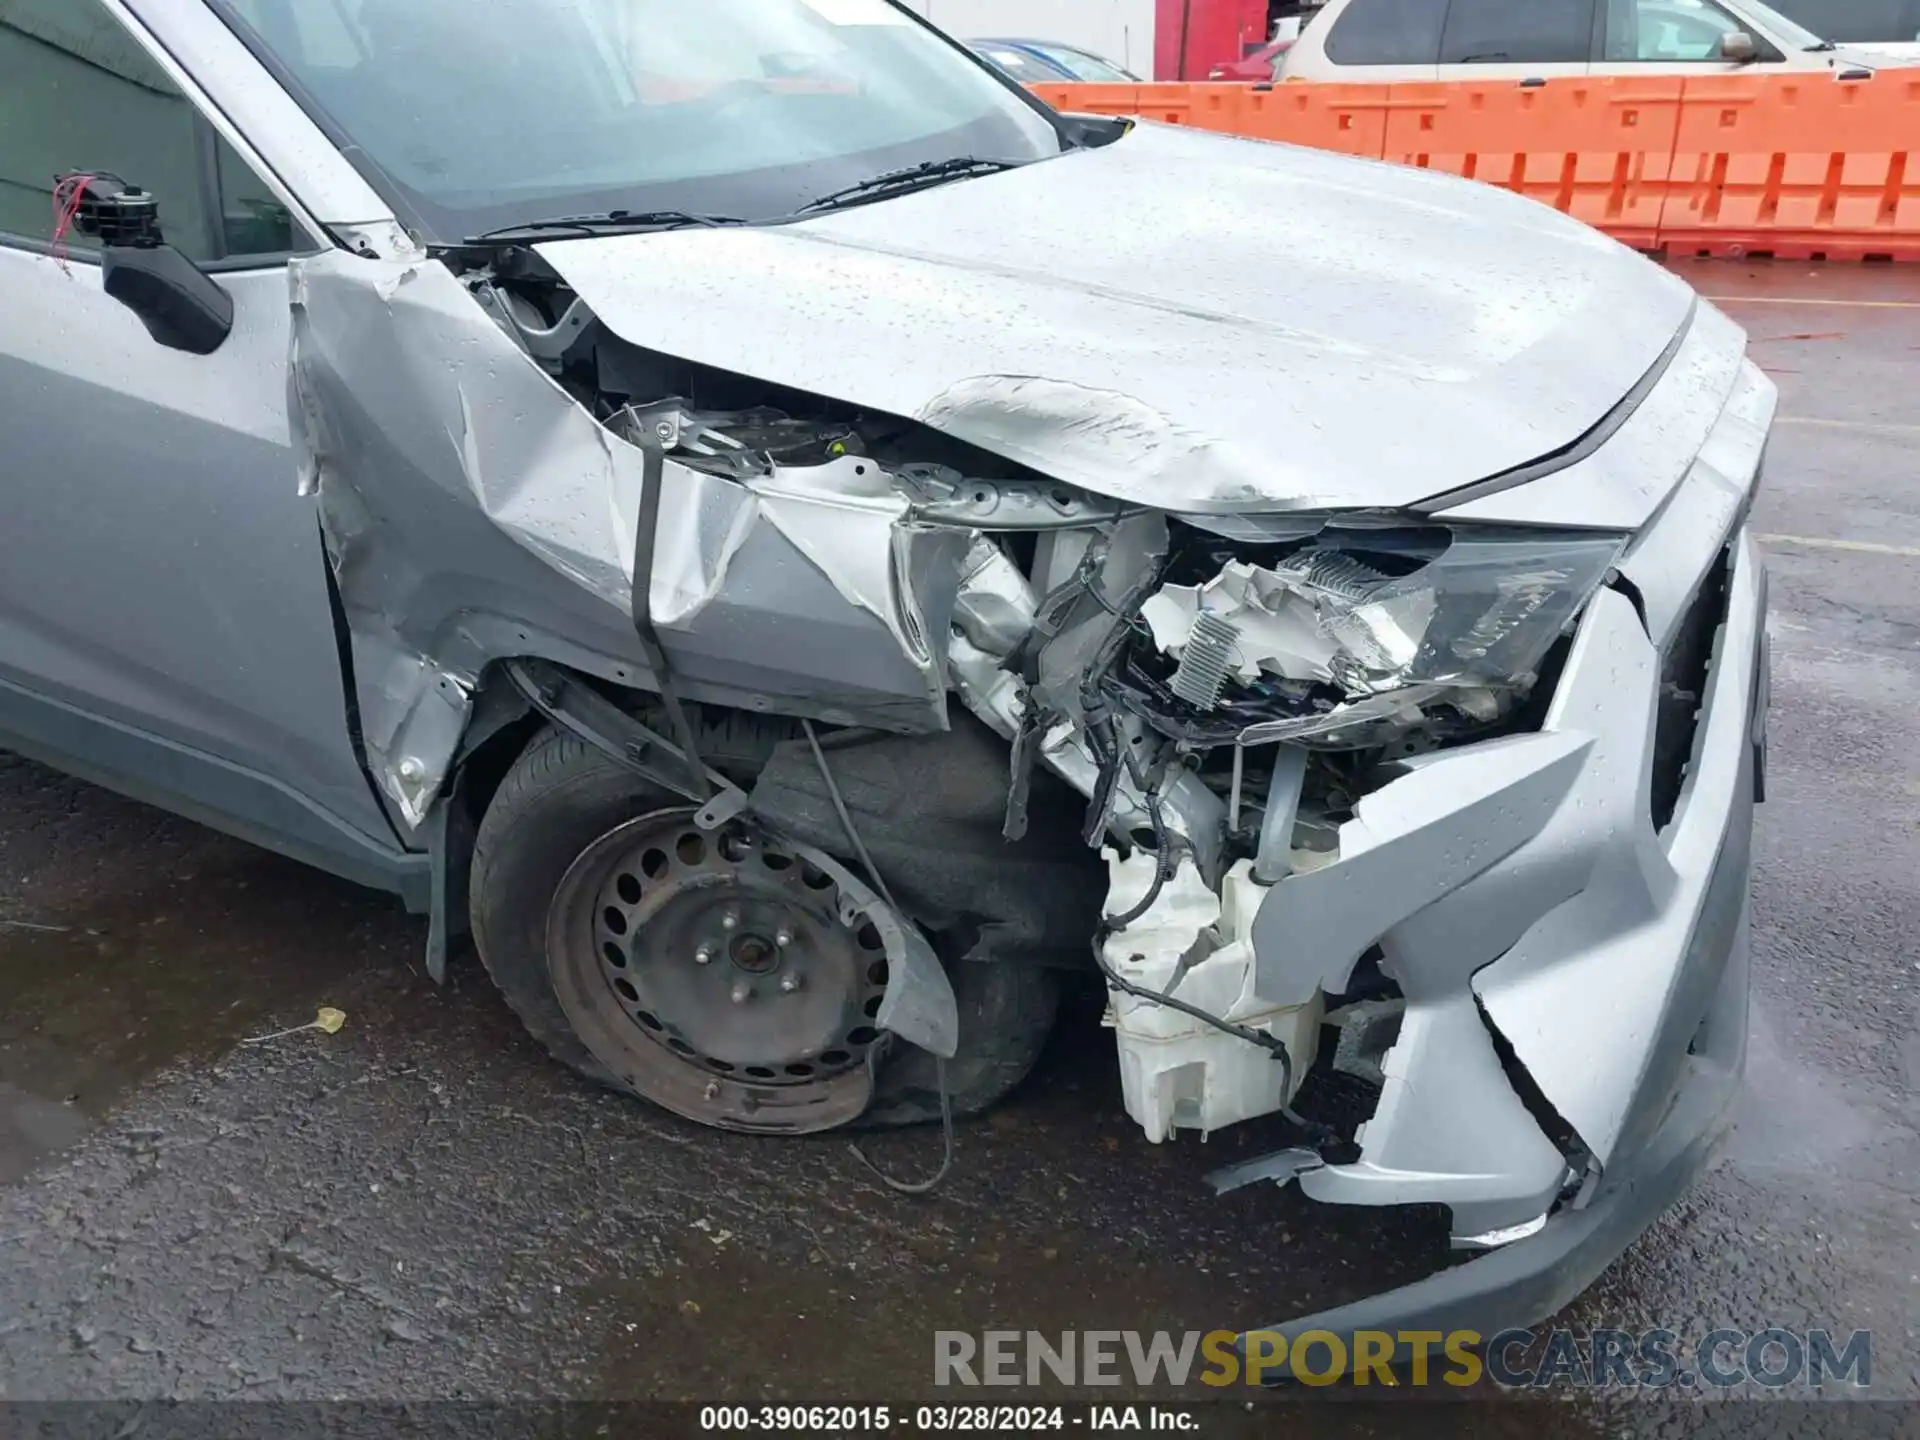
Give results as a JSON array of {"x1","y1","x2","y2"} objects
[
  {"x1": 470, "y1": 726, "x2": 663, "y2": 1088},
  {"x1": 470, "y1": 723, "x2": 1062, "y2": 1130}
]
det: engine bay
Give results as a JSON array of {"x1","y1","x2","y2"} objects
[{"x1": 447, "y1": 249, "x2": 1622, "y2": 1147}]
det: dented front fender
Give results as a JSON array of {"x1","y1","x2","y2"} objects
[{"x1": 287, "y1": 251, "x2": 972, "y2": 826}]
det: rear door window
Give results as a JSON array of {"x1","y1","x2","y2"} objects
[
  {"x1": 972, "y1": 44, "x2": 1060, "y2": 82},
  {"x1": 1767, "y1": 0, "x2": 1920, "y2": 40},
  {"x1": 1029, "y1": 43, "x2": 1132, "y2": 81},
  {"x1": 1323, "y1": 0, "x2": 1448, "y2": 64},
  {"x1": 1439, "y1": 0, "x2": 1599, "y2": 63}
]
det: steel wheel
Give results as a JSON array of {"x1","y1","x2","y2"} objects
[{"x1": 544, "y1": 808, "x2": 890, "y2": 1133}]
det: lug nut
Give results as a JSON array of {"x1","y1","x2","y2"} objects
[
  {"x1": 721, "y1": 909, "x2": 739, "y2": 932},
  {"x1": 779, "y1": 973, "x2": 802, "y2": 994},
  {"x1": 704, "y1": 1081, "x2": 720, "y2": 1101},
  {"x1": 695, "y1": 944, "x2": 714, "y2": 965},
  {"x1": 730, "y1": 980, "x2": 752, "y2": 1005},
  {"x1": 775, "y1": 927, "x2": 794, "y2": 948}
]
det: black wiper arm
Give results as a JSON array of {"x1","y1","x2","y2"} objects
[
  {"x1": 798, "y1": 157, "x2": 1024, "y2": 215},
  {"x1": 1804, "y1": 40, "x2": 1837, "y2": 50},
  {"x1": 464, "y1": 210, "x2": 748, "y2": 244}
]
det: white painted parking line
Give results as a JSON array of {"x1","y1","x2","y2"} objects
[
  {"x1": 1701, "y1": 296, "x2": 1920, "y2": 308},
  {"x1": 1758, "y1": 533, "x2": 1920, "y2": 559},
  {"x1": 1773, "y1": 416, "x2": 1920, "y2": 436}
]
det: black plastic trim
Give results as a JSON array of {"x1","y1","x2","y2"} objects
[{"x1": 0, "y1": 672, "x2": 425, "y2": 905}]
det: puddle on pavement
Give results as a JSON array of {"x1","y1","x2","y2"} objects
[
  {"x1": 590, "y1": 1222, "x2": 1251, "y2": 1402},
  {"x1": 579, "y1": 994, "x2": 1473, "y2": 1413},
  {"x1": 586, "y1": 1234, "x2": 1601, "y2": 1434},
  {"x1": 0, "y1": 859, "x2": 402, "y2": 1183}
]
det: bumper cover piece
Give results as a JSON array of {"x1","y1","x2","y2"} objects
[{"x1": 1244, "y1": 523, "x2": 1763, "y2": 1352}]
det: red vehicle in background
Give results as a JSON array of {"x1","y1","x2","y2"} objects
[
  {"x1": 1158, "y1": 0, "x2": 1325, "y2": 80},
  {"x1": 1208, "y1": 35, "x2": 1288, "y2": 79}
]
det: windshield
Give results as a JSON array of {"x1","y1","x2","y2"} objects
[{"x1": 212, "y1": 0, "x2": 1065, "y2": 241}]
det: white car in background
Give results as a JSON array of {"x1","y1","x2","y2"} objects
[{"x1": 1281, "y1": 0, "x2": 1899, "y2": 81}]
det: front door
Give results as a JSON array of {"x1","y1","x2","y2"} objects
[{"x1": 0, "y1": 0, "x2": 405, "y2": 879}]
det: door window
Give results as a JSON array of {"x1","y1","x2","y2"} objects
[
  {"x1": 1439, "y1": 0, "x2": 1599, "y2": 63},
  {"x1": 0, "y1": 0, "x2": 313, "y2": 262},
  {"x1": 1322, "y1": 0, "x2": 1448, "y2": 64},
  {"x1": 1027, "y1": 43, "x2": 1134, "y2": 82},
  {"x1": 1605, "y1": 0, "x2": 1751, "y2": 58}
]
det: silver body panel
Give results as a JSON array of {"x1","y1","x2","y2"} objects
[
  {"x1": 1253, "y1": 375, "x2": 1769, "y2": 1234},
  {"x1": 534, "y1": 121, "x2": 1701, "y2": 517},
  {"x1": 0, "y1": 241, "x2": 404, "y2": 875}
]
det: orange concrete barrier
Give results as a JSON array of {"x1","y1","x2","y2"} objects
[
  {"x1": 1034, "y1": 73, "x2": 1920, "y2": 261},
  {"x1": 1033, "y1": 81, "x2": 1391, "y2": 157},
  {"x1": 1030, "y1": 82, "x2": 1144, "y2": 116},
  {"x1": 1129, "y1": 82, "x2": 1247, "y2": 130},
  {"x1": 1661, "y1": 72, "x2": 1920, "y2": 261},
  {"x1": 1238, "y1": 83, "x2": 1392, "y2": 158},
  {"x1": 1382, "y1": 78, "x2": 1683, "y2": 252}
]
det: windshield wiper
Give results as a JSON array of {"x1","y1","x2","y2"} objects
[
  {"x1": 798, "y1": 157, "x2": 1025, "y2": 215},
  {"x1": 464, "y1": 210, "x2": 748, "y2": 244},
  {"x1": 1804, "y1": 40, "x2": 1837, "y2": 50}
]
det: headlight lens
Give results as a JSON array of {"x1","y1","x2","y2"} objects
[{"x1": 1129, "y1": 523, "x2": 1626, "y2": 747}]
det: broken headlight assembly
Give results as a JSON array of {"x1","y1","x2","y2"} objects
[
  {"x1": 1083, "y1": 520, "x2": 1627, "y2": 1147},
  {"x1": 1117, "y1": 522, "x2": 1628, "y2": 752}
]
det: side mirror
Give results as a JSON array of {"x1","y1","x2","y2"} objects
[
  {"x1": 102, "y1": 245, "x2": 234, "y2": 356},
  {"x1": 1720, "y1": 30, "x2": 1758, "y2": 62},
  {"x1": 64, "y1": 175, "x2": 234, "y2": 355}
]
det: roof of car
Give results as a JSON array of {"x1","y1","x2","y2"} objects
[{"x1": 969, "y1": 38, "x2": 1136, "y2": 77}]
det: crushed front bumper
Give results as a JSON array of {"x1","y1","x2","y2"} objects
[
  {"x1": 1251, "y1": 915, "x2": 1749, "y2": 1372},
  {"x1": 1241, "y1": 498, "x2": 1767, "y2": 1357}
]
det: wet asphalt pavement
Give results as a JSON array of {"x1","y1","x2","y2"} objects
[{"x1": 0, "y1": 260, "x2": 1916, "y2": 1431}]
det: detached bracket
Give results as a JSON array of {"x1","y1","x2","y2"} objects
[
  {"x1": 504, "y1": 658, "x2": 745, "y2": 826},
  {"x1": 420, "y1": 675, "x2": 542, "y2": 985},
  {"x1": 422, "y1": 792, "x2": 472, "y2": 985},
  {"x1": 629, "y1": 439, "x2": 711, "y2": 802}
]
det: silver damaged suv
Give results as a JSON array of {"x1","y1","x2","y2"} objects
[{"x1": 0, "y1": 0, "x2": 1771, "y2": 1362}]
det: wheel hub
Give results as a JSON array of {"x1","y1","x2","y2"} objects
[{"x1": 546, "y1": 809, "x2": 891, "y2": 1132}]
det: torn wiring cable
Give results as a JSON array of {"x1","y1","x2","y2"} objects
[
  {"x1": 1076, "y1": 558, "x2": 1173, "y2": 849},
  {"x1": 801, "y1": 719, "x2": 957, "y2": 1195},
  {"x1": 849, "y1": 1057, "x2": 956, "y2": 1196},
  {"x1": 802, "y1": 720, "x2": 898, "y2": 914}
]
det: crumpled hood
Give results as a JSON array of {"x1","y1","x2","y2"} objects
[{"x1": 535, "y1": 121, "x2": 1700, "y2": 515}]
